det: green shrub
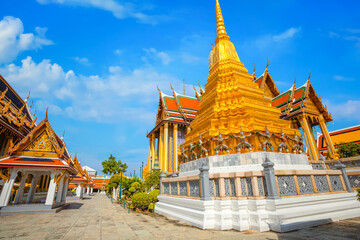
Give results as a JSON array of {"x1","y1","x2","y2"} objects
[
  {"x1": 357, "y1": 189, "x2": 360, "y2": 202},
  {"x1": 131, "y1": 182, "x2": 141, "y2": 190},
  {"x1": 149, "y1": 189, "x2": 160, "y2": 202},
  {"x1": 128, "y1": 187, "x2": 136, "y2": 193},
  {"x1": 132, "y1": 192, "x2": 152, "y2": 211}
]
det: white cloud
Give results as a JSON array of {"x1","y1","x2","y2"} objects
[
  {"x1": 1, "y1": 57, "x2": 194, "y2": 124},
  {"x1": 333, "y1": 75, "x2": 355, "y2": 82},
  {"x1": 327, "y1": 100, "x2": 360, "y2": 121},
  {"x1": 37, "y1": 0, "x2": 158, "y2": 24},
  {"x1": 0, "y1": 16, "x2": 53, "y2": 64},
  {"x1": 181, "y1": 53, "x2": 201, "y2": 64},
  {"x1": 273, "y1": 27, "x2": 302, "y2": 42},
  {"x1": 328, "y1": 29, "x2": 360, "y2": 48},
  {"x1": 114, "y1": 49, "x2": 122, "y2": 56},
  {"x1": 0, "y1": 56, "x2": 69, "y2": 96},
  {"x1": 143, "y1": 48, "x2": 172, "y2": 65},
  {"x1": 74, "y1": 56, "x2": 90, "y2": 65}
]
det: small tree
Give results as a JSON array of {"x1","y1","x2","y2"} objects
[
  {"x1": 338, "y1": 142, "x2": 360, "y2": 158},
  {"x1": 144, "y1": 169, "x2": 161, "y2": 191},
  {"x1": 102, "y1": 154, "x2": 128, "y2": 175}
]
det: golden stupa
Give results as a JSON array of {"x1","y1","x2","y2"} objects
[{"x1": 183, "y1": 0, "x2": 300, "y2": 156}]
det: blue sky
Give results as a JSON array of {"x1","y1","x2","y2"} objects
[{"x1": 1, "y1": 0, "x2": 359, "y2": 175}]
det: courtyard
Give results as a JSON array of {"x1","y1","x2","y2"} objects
[{"x1": 0, "y1": 194, "x2": 359, "y2": 240}]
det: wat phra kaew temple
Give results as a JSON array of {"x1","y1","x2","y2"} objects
[
  {"x1": 0, "y1": 75, "x2": 100, "y2": 214},
  {"x1": 143, "y1": 0, "x2": 360, "y2": 233}
]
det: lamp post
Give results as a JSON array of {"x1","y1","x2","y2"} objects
[
  {"x1": 141, "y1": 162, "x2": 144, "y2": 179},
  {"x1": 119, "y1": 170, "x2": 123, "y2": 201}
]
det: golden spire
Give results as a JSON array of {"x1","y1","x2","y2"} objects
[{"x1": 215, "y1": 0, "x2": 229, "y2": 42}]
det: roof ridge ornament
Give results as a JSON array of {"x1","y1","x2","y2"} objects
[
  {"x1": 45, "y1": 107, "x2": 49, "y2": 122},
  {"x1": 266, "y1": 58, "x2": 269, "y2": 69}
]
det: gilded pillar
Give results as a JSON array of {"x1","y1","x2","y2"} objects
[
  {"x1": 298, "y1": 115, "x2": 319, "y2": 161},
  {"x1": 151, "y1": 134, "x2": 155, "y2": 169},
  {"x1": 147, "y1": 135, "x2": 152, "y2": 172},
  {"x1": 319, "y1": 116, "x2": 338, "y2": 159},
  {"x1": 173, "y1": 124, "x2": 178, "y2": 172},
  {"x1": 164, "y1": 122, "x2": 169, "y2": 172},
  {"x1": 159, "y1": 126, "x2": 164, "y2": 172}
]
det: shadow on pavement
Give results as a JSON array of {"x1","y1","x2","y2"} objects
[{"x1": 64, "y1": 202, "x2": 84, "y2": 210}]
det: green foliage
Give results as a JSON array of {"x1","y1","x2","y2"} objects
[
  {"x1": 102, "y1": 154, "x2": 128, "y2": 175},
  {"x1": 132, "y1": 192, "x2": 152, "y2": 211},
  {"x1": 357, "y1": 189, "x2": 360, "y2": 202},
  {"x1": 148, "y1": 202, "x2": 155, "y2": 212},
  {"x1": 131, "y1": 182, "x2": 141, "y2": 190},
  {"x1": 144, "y1": 169, "x2": 161, "y2": 190},
  {"x1": 149, "y1": 189, "x2": 160, "y2": 202},
  {"x1": 338, "y1": 142, "x2": 360, "y2": 158},
  {"x1": 128, "y1": 187, "x2": 136, "y2": 193}
]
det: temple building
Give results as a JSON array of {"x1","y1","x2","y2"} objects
[
  {"x1": 317, "y1": 125, "x2": 360, "y2": 156},
  {"x1": 143, "y1": 1, "x2": 338, "y2": 176},
  {"x1": 143, "y1": 86, "x2": 200, "y2": 176},
  {"x1": 68, "y1": 155, "x2": 93, "y2": 198},
  {"x1": 0, "y1": 75, "x2": 36, "y2": 158},
  {"x1": 0, "y1": 110, "x2": 77, "y2": 212},
  {"x1": 92, "y1": 175, "x2": 110, "y2": 193},
  {"x1": 155, "y1": 0, "x2": 360, "y2": 233}
]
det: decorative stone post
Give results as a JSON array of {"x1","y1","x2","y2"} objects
[
  {"x1": 335, "y1": 160, "x2": 353, "y2": 192},
  {"x1": 262, "y1": 158, "x2": 280, "y2": 199},
  {"x1": 160, "y1": 172, "x2": 166, "y2": 195},
  {"x1": 199, "y1": 165, "x2": 211, "y2": 201}
]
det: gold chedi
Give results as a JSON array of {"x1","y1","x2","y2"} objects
[{"x1": 183, "y1": 0, "x2": 300, "y2": 157}]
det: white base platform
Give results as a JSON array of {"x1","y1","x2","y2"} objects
[{"x1": 156, "y1": 192, "x2": 360, "y2": 232}]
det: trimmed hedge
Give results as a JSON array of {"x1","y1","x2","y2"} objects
[
  {"x1": 132, "y1": 192, "x2": 152, "y2": 211},
  {"x1": 149, "y1": 189, "x2": 160, "y2": 202}
]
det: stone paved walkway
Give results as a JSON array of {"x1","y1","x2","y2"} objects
[{"x1": 0, "y1": 194, "x2": 359, "y2": 240}]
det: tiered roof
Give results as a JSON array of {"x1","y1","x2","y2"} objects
[
  {"x1": 270, "y1": 78, "x2": 332, "y2": 122},
  {"x1": 0, "y1": 75, "x2": 36, "y2": 138},
  {"x1": 148, "y1": 86, "x2": 201, "y2": 137},
  {"x1": 0, "y1": 111, "x2": 76, "y2": 174}
]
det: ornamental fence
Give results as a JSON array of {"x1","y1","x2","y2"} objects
[
  {"x1": 310, "y1": 156, "x2": 360, "y2": 170},
  {"x1": 160, "y1": 160, "x2": 358, "y2": 200}
]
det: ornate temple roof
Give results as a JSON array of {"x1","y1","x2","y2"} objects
[
  {"x1": 0, "y1": 74, "x2": 36, "y2": 138},
  {"x1": 271, "y1": 78, "x2": 332, "y2": 122},
  {"x1": 148, "y1": 87, "x2": 200, "y2": 137},
  {"x1": 254, "y1": 68, "x2": 280, "y2": 98},
  {"x1": 0, "y1": 112, "x2": 77, "y2": 174}
]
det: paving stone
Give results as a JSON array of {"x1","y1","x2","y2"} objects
[{"x1": 0, "y1": 194, "x2": 359, "y2": 240}]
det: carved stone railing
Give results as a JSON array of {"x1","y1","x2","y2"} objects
[
  {"x1": 310, "y1": 156, "x2": 360, "y2": 170},
  {"x1": 274, "y1": 169, "x2": 348, "y2": 197},
  {"x1": 160, "y1": 159, "x2": 356, "y2": 201},
  {"x1": 160, "y1": 174, "x2": 201, "y2": 199}
]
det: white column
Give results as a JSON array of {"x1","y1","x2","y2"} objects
[
  {"x1": 26, "y1": 174, "x2": 40, "y2": 204},
  {"x1": 86, "y1": 186, "x2": 90, "y2": 195},
  {"x1": 90, "y1": 187, "x2": 93, "y2": 194},
  {"x1": 76, "y1": 183, "x2": 81, "y2": 197},
  {"x1": 14, "y1": 173, "x2": 27, "y2": 205},
  {"x1": 80, "y1": 185, "x2": 84, "y2": 198},
  {"x1": 56, "y1": 176, "x2": 64, "y2": 203},
  {"x1": 61, "y1": 177, "x2": 69, "y2": 202},
  {"x1": 0, "y1": 169, "x2": 17, "y2": 207},
  {"x1": 45, "y1": 171, "x2": 57, "y2": 206}
]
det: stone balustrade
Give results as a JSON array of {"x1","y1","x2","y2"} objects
[{"x1": 160, "y1": 163, "x2": 354, "y2": 200}]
